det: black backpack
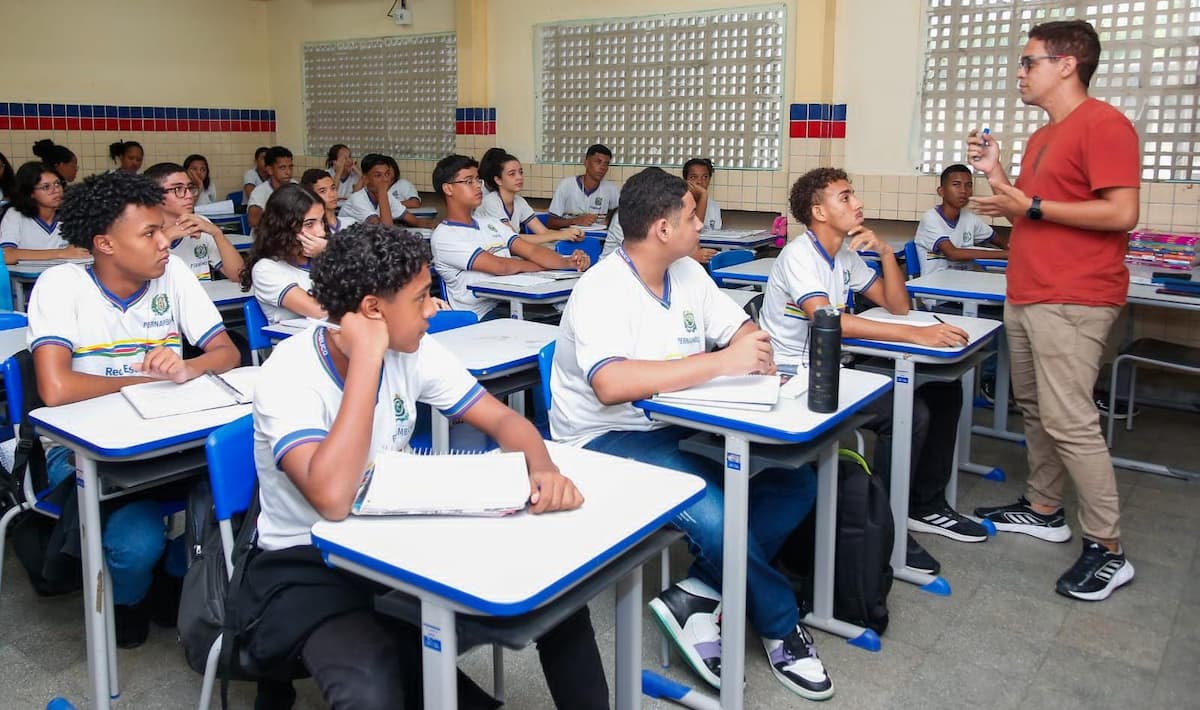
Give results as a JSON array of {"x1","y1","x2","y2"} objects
[
  {"x1": 775, "y1": 449, "x2": 894, "y2": 634},
  {"x1": 0, "y1": 349, "x2": 82, "y2": 597}
]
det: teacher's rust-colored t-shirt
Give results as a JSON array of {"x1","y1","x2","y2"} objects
[{"x1": 1009, "y1": 98, "x2": 1140, "y2": 306}]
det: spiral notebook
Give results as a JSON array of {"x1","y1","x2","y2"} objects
[
  {"x1": 120, "y1": 371, "x2": 251, "y2": 419},
  {"x1": 651, "y1": 374, "x2": 780, "y2": 412},
  {"x1": 351, "y1": 449, "x2": 530, "y2": 516}
]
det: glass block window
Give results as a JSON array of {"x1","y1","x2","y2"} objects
[
  {"x1": 919, "y1": 1, "x2": 1200, "y2": 181},
  {"x1": 535, "y1": 6, "x2": 786, "y2": 170},
  {"x1": 304, "y1": 34, "x2": 457, "y2": 160}
]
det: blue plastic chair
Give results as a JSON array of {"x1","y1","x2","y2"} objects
[
  {"x1": 243, "y1": 299, "x2": 271, "y2": 365},
  {"x1": 537, "y1": 341, "x2": 555, "y2": 415},
  {"x1": 903, "y1": 240, "x2": 921, "y2": 279},
  {"x1": 708, "y1": 249, "x2": 755, "y2": 287},
  {"x1": 555, "y1": 236, "x2": 602, "y2": 268},
  {"x1": 0, "y1": 262, "x2": 14, "y2": 311},
  {"x1": 427, "y1": 309, "x2": 479, "y2": 334},
  {"x1": 225, "y1": 190, "x2": 245, "y2": 211}
]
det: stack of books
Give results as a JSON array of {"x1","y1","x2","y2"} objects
[{"x1": 1126, "y1": 230, "x2": 1200, "y2": 270}]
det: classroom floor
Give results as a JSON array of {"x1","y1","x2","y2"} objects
[{"x1": 3, "y1": 404, "x2": 1198, "y2": 709}]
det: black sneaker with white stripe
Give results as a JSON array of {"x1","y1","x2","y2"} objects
[
  {"x1": 1056, "y1": 539, "x2": 1135, "y2": 601},
  {"x1": 763, "y1": 624, "x2": 834, "y2": 701},
  {"x1": 909, "y1": 505, "x2": 989, "y2": 542},
  {"x1": 974, "y1": 497, "x2": 1072, "y2": 543},
  {"x1": 649, "y1": 578, "x2": 723, "y2": 689}
]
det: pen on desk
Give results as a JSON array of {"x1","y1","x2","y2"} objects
[
  {"x1": 931, "y1": 314, "x2": 947, "y2": 324},
  {"x1": 205, "y1": 369, "x2": 248, "y2": 402}
]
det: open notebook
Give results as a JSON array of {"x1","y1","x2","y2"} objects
[
  {"x1": 120, "y1": 372, "x2": 250, "y2": 419},
  {"x1": 652, "y1": 374, "x2": 780, "y2": 412},
  {"x1": 352, "y1": 450, "x2": 531, "y2": 516}
]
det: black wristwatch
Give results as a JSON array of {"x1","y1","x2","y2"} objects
[{"x1": 1027, "y1": 196, "x2": 1043, "y2": 220}]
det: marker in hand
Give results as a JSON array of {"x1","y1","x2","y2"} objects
[{"x1": 972, "y1": 128, "x2": 991, "y2": 161}]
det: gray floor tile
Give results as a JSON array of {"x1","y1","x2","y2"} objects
[
  {"x1": 1056, "y1": 607, "x2": 1168, "y2": 673},
  {"x1": 890, "y1": 650, "x2": 1029, "y2": 710},
  {"x1": 1022, "y1": 646, "x2": 1157, "y2": 709}
]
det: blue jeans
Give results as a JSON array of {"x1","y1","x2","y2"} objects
[
  {"x1": 47, "y1": 447, "x2": 166, "y2": 606},
  {"x1": 585, "y1": 426, "x2": 815, "y2": 639}
]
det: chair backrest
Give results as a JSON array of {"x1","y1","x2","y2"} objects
[
  {"x1": 204, "y1": 414, "x2": 257, "y2": 522},
  {"x1": 708, "y1": 249, "x2": 755, "y2": 286},
  {"x1": 537, "y1": 341, "x2": 556, "y2": 413},
  {"x1": 225, "y1": 190, "x2": 245, "y2": 211},
  {"x1": 3, "y1": 354, "x2": 27, "y2": 428},
  {"x1": 243, "y1": 299, "x2": 271, "y2": 353},
  {"x1": 903, "y1": 240, "x2": 921, "y2": 279},
  {"x1": 555, "y1": 236, "x2": 603, "y2": 267},
  {"x1": 0, "y1": 312, "x2": 27, "y2": 330},
  {"x1": 428, "y1": 309, "x2": 479, "y2": 334},
  {"x1": 535, "y1": 213, "x2": 550, "y2": 228},
  {"x1": 0, "y1": 262, "x2": 13, "y2": 311}
]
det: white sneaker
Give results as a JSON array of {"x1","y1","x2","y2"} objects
[
  {"x1": 648, "y1": 577, "x2": 723, "y2": 689},
  {"x1": 763, "y1": 624, "x2": 834, "y2": 701}
]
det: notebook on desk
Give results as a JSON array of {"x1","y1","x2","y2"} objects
[
  {"x1": 120, "y1": 371, "x2": 250, "y2": 419},
  {"x1": 17, "y1": 258, "x2": 94, "y2": 267},
  {"x1": 652, "y1": 374, "x2": 780, "y2": 412},
  {"x1": 352, "y1": 450, "x2": 530, "y2": 516}
]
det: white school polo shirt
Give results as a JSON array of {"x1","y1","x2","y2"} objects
[
  {"x1": 247, "y1": 180, "x2": 297, "y2": 213},
  {"x1": 243, "y1": 168, "x2": 264, "y2": 189},
  {"x1": 330, "y1": 168, "x2": 356, "y2": 200},
  {"x1": 914, "y1": 206, "x2": 994, "y2": 277},
  {"x1": 390, "y1": 178, "x2": 420, "y2": 205},
  {"x1": 27, "y1": 256, "x2": 226, "y2": 376},
  {"x1": 0, "y1": 209, "x2": 65, "y2": 251},
  {"x1": 600, "y1": 213, "x2": 625, "y2": 259},
  {"x1": 170, "y1": 233, "x2": 221, "y2": 281},
  {"x1": 548, "y1": 176, "x2": 620, "y2": 221},
  {"x1": 476, "y1": 191, "x2": 538, "y2": 233},
  {"x1": 760, "y1": 233, "x2": 879, "y2": 361},
  {"x1": 430, "y1": 217, "x2": 521, "y2": 319},
  {"x1": 550, "y1": 248, "x2": 749, "y2": 446},
  {"x1": 254, "y1": 326, "x2": 484, "y2": 550},
  {"x1": 195, "y1": 183, "x2": 218, "y2": 206},
  {"x1": 338, "y1": 188, "x2": 409, "y2": 225},
  {"x1": 252, "y1": 258, "x2": 313, "y2": 323}
]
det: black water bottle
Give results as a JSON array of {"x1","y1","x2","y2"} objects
[{"x1": 807, "y1": 306, "x2": 841, "y2": 413}]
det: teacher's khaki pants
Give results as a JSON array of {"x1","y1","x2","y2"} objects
[{"x1": 1005, "y1": 302, "x2": 1123, "y2": 542}]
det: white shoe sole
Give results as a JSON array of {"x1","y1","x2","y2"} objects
[
  {"x1": 908, "y1": 517, "x2": 989, "y2": 543},
  {"x1": 990, "y1": 519, "x2": 1073, "y2": 543},
  {"x1": 648, "y1": 597, "x2": 721, "y2": 690},
  {"x1": 767, "y1": 662, "x2": 835, "y2": 702},
  {"x1": 1060, "y1": 560, "x2": 1135, "y2": 601}
]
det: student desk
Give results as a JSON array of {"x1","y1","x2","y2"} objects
[
  {"x1": 426, "y1": 319, "x2": 558, "y2": 452},
  {"x1": 842, "y1": 309, "x2": 1002, "y2": 589},
  {"x1": 206, "y1": 212, "x2": 250, "y2": 236},
  {"x1": 226, "y1": 233, "x2": 253, "y2": 251},
  {"x1": 409, "y1": 207, "x2": 439, "y2": 219},
  {"x1": 28, "y1": 367, "x2": 259, "y2": 710},
  {"x1": 260, "y1": 318, "x2": 306, "y2": 342},
  {"x1": 699, "y1": 229, "x2": 776, "y2": 251},
  {"x1": 635, "y1": 369, "x2": 892, "y2": 710},
  {"x1": 708, "y1": 257, "x2": 775, "y2": 289},
  {"x1": 0, "y1": 324, "x2": 27, "y2": 362},
  {"x1": 310, "y1": 442, "x2": 706, "y2": 710},
  {"x1": 201, "y1": 279, "x2": 253, "y2": 312},
  {"x1": 718, "y1": 287, "x2": 760, "y2": 309},
  {"x1": 904, "y1": 271, "x2": 1018, "y2": 443},
  {"x1": 467, "y1": 273, "x2": 580, "y2": 319}
]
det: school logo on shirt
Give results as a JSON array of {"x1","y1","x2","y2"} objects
[
  {"x1": 392, "y1": 395, "x2": 415, "y2": 446},
  {"x1": 485, "y1": 222, "x2": 500, "y2": 234},
  {"x1": 393, "y1": 395, "x2": 409, "y2": 423},
  {"x1": 193, "y1": 243, "x2": 209, "y2": 259},
  {"x1": 151, "y1": 293, "x2": 170, "y2": 316},
  {"x1": 593, "y1": 197, "x2": 603, "y2": 208},
  {"x1": 683, "y1": 310, "x2": 697, "y2": 333}
]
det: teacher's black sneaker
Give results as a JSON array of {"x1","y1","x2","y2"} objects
[
  {"x1": 649, "y1": 577, "x2": 723, "y2": 689},
  {"x1": 974, "y1": 497, "x2": 1072, "y2": 543},
  {"x1": 909, "y1": 505, "x2": 990, "y2": 542},
  {"x1": 1056, "y1": 539, "x2": 1135, "y2": 601},
  {"x1": 763, "y1": 624, "x2": 834, "y2": 701}
]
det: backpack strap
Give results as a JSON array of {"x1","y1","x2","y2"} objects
[
  {"x1": 218, "y1": 486, "x2": 261, "y2": 710},
  {"x1": 838, "y1": 448, "x2": 872, "y2": 475},
  {"x1": 7, "y1": 350, "x2": 49, "y2": 501}
]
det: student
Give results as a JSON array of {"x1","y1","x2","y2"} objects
[
  {"x1": 183, "y1": 154, "x2": 218, "y2": 206},
  {"x1": 242, "y1": 146, "x2": 270, "y2": 201},
  {"x1": 247, "y1": 146, "x2": 295, "y2": 231},
  {"x1": 914, "y1": 163, "x2": 1009, "y2": 278},
  {"x1": 1, "y1": 162, "x2": 91, "y2": 263},
  {"x1": 968, "y1": 20, "x2": 1139, "y2": 601},
  {"x1": 546, "y1": 144, "x2": 620, "y2": 229},
  {"x1": 109, "y1": 140, "x2": 144, "y2": 174},
  {"x1": 382, "y1": 154, "x2": 422, "y2": 208},
  {"x1": 683, "y1": 158, "x2": 722, "y2": 231},
  {"x1": 0, "y1": 152, "x2": 16, "y2": 203},
  {"x1": 760, "y1": 168, "x2": 989, "y2": 575},
  {"x1": 478, "y1": 147, "x2": 508, "y2": 193},
  {"x1": 300, "y1": 168, "x2": 357, "y2": 235},
  {"x1": 339, "y1": 154, "x2": 434, "y2": 229},
  {"x1": 27, "y1": 171, "x2": 241, "y2": 646},
  {"x1": 602, "y1": 208, "x2": 716, "y2": 265},
  {"x1": 32, "y1": 139, "x2": 79, "y2": 183},
  {"x1": 430, "y1": 154, "x2": 590, "y2": 320},
  {"x1": 240, "y1": 184, "x2": 327, "y2": 323},
  {"x1": 242, "y1": 223, "x2": 607, "y2": 710},
  {"x1": 476, "y1": 150, "x2": 584, "y2": 246},
  {"x1": 144, "y1": 162, "x2": 244, "y2": 282},
  {"x1": 550, "y1": 167, "x2": 833, "y2": 700},
  {"x1": 325, "y1": 143, "x2": 362, "y2": 200}
]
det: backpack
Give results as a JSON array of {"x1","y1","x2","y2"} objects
[
  {"x1": 775, "y1": 449, "x2": 894, "y2": 634},
  {"x1": 0, "y1": 349, "x2": 82, "y2": 597}
]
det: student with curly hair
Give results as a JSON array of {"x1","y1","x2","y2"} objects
[
  {"x1": 0, "y1": 161, "x2": 91, "y2": 263},
  {"x1": 26, "y1": 171, "x2": 240, "y2": 646},
  {"x1": 32, "y1": 139, "x2": 78, "y2": 183},
  {"x1": 243, "y1": 223, "x2": 606, "y2": 709},
  {"x1": 240, "y1": 183, "x2": 327, "y2": 323}
]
